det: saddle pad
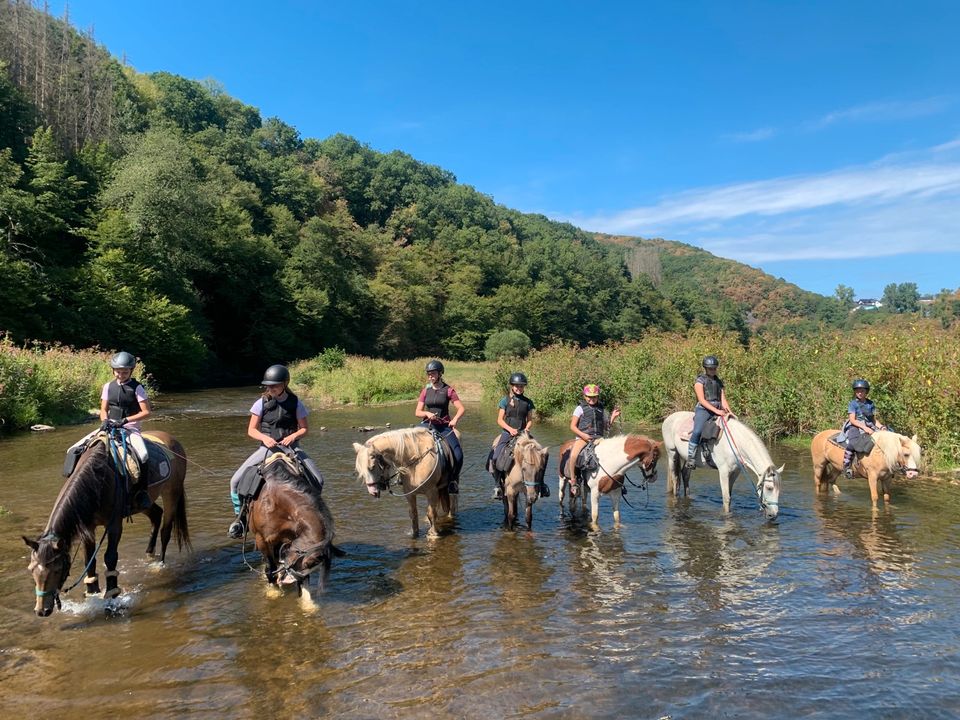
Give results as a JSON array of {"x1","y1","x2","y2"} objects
[
  {"x1": 679, "y1": 416, "x2": 721, "y2": 443},
  {"x1": 263, "y1": 451, "x2": 298, "y2": 473},
  {"x1": 142, "y1": 433, "x2": 175, "y2": 485}
]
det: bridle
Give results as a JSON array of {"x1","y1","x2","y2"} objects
[
  {"x1": 363, "y1": 441, "x2": 439, "y2": 498},
  {"x1": 276, "y1": 540, "x2": 329, "y2": 584},
  {"x1": 31, "y1": 532, "x2": 70, "y2": 611}
]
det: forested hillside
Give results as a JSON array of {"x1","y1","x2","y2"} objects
[{"x1": 0, "y1": 1, "x2": 846, "y2": 386}]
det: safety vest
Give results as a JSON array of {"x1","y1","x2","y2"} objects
[
  {"x1": 577, "y1": 401, "x2": 607, "y2": 438},
  {"x1": 423, "y1": 382, "x2": 451, "y2": 420},
  {"x1": 107, "y1": 379, "x2": 143, "y2": 422},
  {"x1": 696, "y1": 373, "x2": 724, "y2": 408},
  {"x1": 850, "y1": 398, "x2": 877, "y2": 427},
  {"x1": 503, "y1": 394, "x2": 534, "y2": 430},
  {"x1": 260, "y1": 391, "x2": 300, "y2": 441}
]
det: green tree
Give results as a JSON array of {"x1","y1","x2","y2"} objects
[
  {"x1": 484, "y1": 329, "x2": 531, "y2": 360},
  {"x1": 881, "y1": 282, "x2": 920, "y2": 314}
]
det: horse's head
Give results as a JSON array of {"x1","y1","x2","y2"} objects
[
  {"x1": 353, "y1": 441, "x2": 389, "y2": 497},
  {"x1": 625, "y1": 435, "x2": 661, "y2": 483},
  {"x1": 23, "y1": 532, "x2": 70, "y2": 616},
  {"x1": 756, "y1": 464, "x2": 784, "y2": 520},
  {"x1": 514, "y1": 435, "x2": 549, "y2": 500},
  {"x1": 898, "y1": 434, "x2": 922, "y2": 479},
  {"x1": 277, "y1": 540, "x2": 329, "y2": 587}
]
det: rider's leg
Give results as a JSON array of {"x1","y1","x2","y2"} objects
[
  {"x1": 843, "y1": 428, "x2": 861, "y2": 478},
  {"x1": 491, "y1": 431, "x2": 510, "y2": 499},
  {"x1": 569, "y1": 438, "x2": 587, "y2": 483},
  {"x1": 295, "y1": 448, "x2": 325, "y2": 492},
  {"x1": 443, "y1": 427, "x2": 464, "y2": 494},
  {"x1": 228, "y1": 446, "x2": 268, "y2": 537},
  {"x1": 687, "y1": 406, "x2": 711, "y2": 469}
]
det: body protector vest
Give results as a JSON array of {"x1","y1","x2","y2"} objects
[
  {"x1": 577, "y1": 401, "x2": 607, "y2": 439},
  {"x1": 107, "y1": 379, "x2": 143, "y2": 422},
  {"x1": 260, "y1": 391, "x2": 300, "y2": 442},
  {"x1": 696, "y1": 374, "x2": 724, "y2": 408},
  {"x1": 848, "y1": 399, "x2": 877, "y2": 428},
  {"x1": 423, "y1": 382, "x2": 451, "y2": 420},
  {"x1": 503, "y1": 395, "x2": 534, "y2": 430}
]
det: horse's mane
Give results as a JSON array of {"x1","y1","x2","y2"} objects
[
  {"x1": 873, "y1": 431, "x2": 905, "y2": 469},
  {"x1": 263, "y1": 454, "x2": 327, "y2": 516},
  {"x1": 514, "y1": 435, "x2": 545, "y2": 465},
  {"x1": 46, "y1": 441, "x2": 111, "y2": 548}
]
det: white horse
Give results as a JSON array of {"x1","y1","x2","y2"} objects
[
  {"x1": 661, "y1": 412, "x2": 782, "y2": 520},
  {"x1": 563, "y1": 434, "x2": 661, "y2": 528}
]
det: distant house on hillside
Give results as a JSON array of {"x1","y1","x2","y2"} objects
[{"x1": 852, "y1": 298, "x2": 883, "y2": 311}]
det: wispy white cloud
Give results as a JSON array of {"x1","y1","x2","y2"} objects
[
  {"x1": 723, "y1": 127, "x2": 777, "y2": 143},
  {"x1": 807, "y1": 96, "x2": 952, "y2": 131},
  {"x1": 562, "y1": 142, "x2": 960, "y2": 264}
]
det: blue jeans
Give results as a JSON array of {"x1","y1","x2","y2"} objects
[{"x1": 690, "y1": 405, "x2": 715, "y2": 446}]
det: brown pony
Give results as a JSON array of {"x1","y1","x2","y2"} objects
[
  {"x1": 246, "y1": 450, "x2": 340, "y2": 598},
  {"x1": 353, "y1": 427, "x2": 457, "y2": 538},
  {"x1": 811, "y1": 429, "x2": 922, "y2": 505},
  {"x1": 23, "y1": 430, "x2": 189, "y2": 616},
  {"x1": 500, "y1": 433, "x2": 549, "y2": 530}
]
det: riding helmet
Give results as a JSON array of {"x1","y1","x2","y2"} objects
[
  {"x1": 509, "y1": 372, "x2": 528, "y2": 386},
  {"x1": 582, "y1": 384, "x2": 600, "y2": 397},
  {"x1": 425, "y1": 359, "x2": 445, "y2": 374},
  {"x1": 262, "y1": 364, "x2": 290, "y2": 386},
  {"x1": 852, "y1": 378, "x2": 870, "y2": 391},
  {"x1": 109, "y1": 351, "x2": 137, "y2": 369},
  {"x1": 702, "y1": 355, "x2": 719, "y2": 369}
]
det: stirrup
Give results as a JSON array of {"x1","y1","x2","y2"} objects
[
  {"x1": 539, "y1": 483, "x2": 550, "y2": 498},
  {"x1": 227, "y1": 520, "x2": 245, "y2": 539},
  {"x1": 447, "y1": 479, "x2": 459, "y2": 495},
  {"x1": 843, "y1": 467, "x2": 854, "y2": 479}
]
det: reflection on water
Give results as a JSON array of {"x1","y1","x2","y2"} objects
[{"x1": 1, "y1": 387, "x2": 959, "y2": 718}]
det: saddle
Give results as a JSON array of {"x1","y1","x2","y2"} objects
[
  {"x1": 678, "y1": 415, "x2": 721, "y2": 443},
  {"x1": 237, "y1": 449, "x2": 320, "y2": 503},
  {"x1": 830, "y1": 430, "x2": 874, "y2": 455},
  {"x1": 560, "y1": 443, "x2": 598, "y2": 480},
  {"x1": 487, "y1": 435, "x2": 519, "y2": 477},
  {"x1": 62, "y1": 431, "x2": 173, "y2": 491}
]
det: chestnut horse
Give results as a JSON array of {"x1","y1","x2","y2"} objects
[
  {"x1": 811, "y1": 429, "x2": 922, "y2": 505},
  {"x1": 353, "y1": 427, "x2": 458, "y2": 538},
  {"x1": 246, "y1": 450, "x2": 340, "y2": 598},
  {"x1": 558, "y1": 434, "x2": 661, "y2": 527},
  {"x1": 499, "y1": 433, "x2": 549, "y2": 530},
  {"x1": 23, "y1": 430, "x2": 189, "y2": 616}
]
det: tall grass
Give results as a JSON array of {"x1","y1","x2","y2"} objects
[
  {"x1": 0, "y1": 337, "x2": 130, "y2": 432},
  {"x1": 488, "y1": 322, "x2": 960, "y2": 470}
]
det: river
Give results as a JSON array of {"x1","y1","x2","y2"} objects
[{"x1": 0, "y1": 387, "x2": 958, "y2": 719}]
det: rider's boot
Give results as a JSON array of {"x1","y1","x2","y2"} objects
[
  {"x1": 842, "y1": 448, "x2": 854, "y2": 478},
  {"x1": 492, "y1": 475, "x2": 503, "y2": 500},
  {"x1": 228, "y1": 508, "x2": 247, "y2": 539},
  {"x1": 685, "y1": 442, "x2": 698, "y2": 470},
  {"x1": 538, "y1": 477, "x2": 550, "y2": 498}
]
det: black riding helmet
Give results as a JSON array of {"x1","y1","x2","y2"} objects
[
  {"x1": 509, "y1": 372, "x2": 528, "y2": 386},
  {"x1": 110, "y1": 351, "x2": 137, "y2": 369},
  {"x1": 702, "y1": 355, "x2": 719, "y2": 369},
  {"x1": 425, "y1": 359, "x2": 444, "y2": 374},
  {"x1": 262, "y1": 364, "x2": 290, "y2": 386},
  {"x1": 852, "y1": 378, "x2": 870, "y2": 391}
]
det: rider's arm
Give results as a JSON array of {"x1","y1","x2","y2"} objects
[
  {"x1": 497, "y1": 407, "x2": 517, "y2": 435},
  {"x1": 415, "y1": 399, "x2": 435, "y2": 422},
  {"x1": 719, "y1": 389, "x2": 732, "y2": 416},
  {"x1": 281, "y1": 415, "x2": 308, "y2": 446},
  {"x1": 695, "y1": 382, "x2": 724, "y2": 416},
  {"x1": 126, "y1": 395, "x2": 152, "y2": 424},
  {"x1": 247, "y1": 412, "x2": 278, "y2": 447},
  {"x1": 449, "y1": 398, "x2": 465, "y2": 428},
  {"x1": 570, "y1": 412, "x2": 591, "y2": 442}
]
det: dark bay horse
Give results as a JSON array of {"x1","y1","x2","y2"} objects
[
  {"x1": 246, "y1": 450, "x2": 341, "y2": 602},
  {"x1": 23, "y1": 430, "x2": 189, "y2": 616}
]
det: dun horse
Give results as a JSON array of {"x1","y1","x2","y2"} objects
[
  {"x1": 23, "y1": 430, "x2": 189, "y2": 616},
  {"x1": 662, "y1": 412, "x2": 782, "y2": 520},
  {"x1": 499, "y1": 433, "x2": 549, "y2": 530},
  {"x1": 245, "y1": 449, "x2": 340, "y2": 598},
  {"x1": 354, "y1": 427, "x2": 458, "y2": 538},
  {"x1": 810, "y1": 429, "x2": 921, "y2": 505},
  {"x1": 558, "y1": 434, "x2": 661, "y2": 527}
]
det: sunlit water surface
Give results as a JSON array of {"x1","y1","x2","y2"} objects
[{"x1": 1, "y1": 388, "x2": 958, "y2": 718}]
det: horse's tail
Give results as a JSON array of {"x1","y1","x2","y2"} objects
[{"x1": 173, "y1": 489, "x2": 191, "y2": 552}]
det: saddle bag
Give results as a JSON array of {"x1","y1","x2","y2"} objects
[
  {"x1": 850, "y1": 434, "x2": 875, "y2": 455},
  {"x1": 700, "y1": 417, "x2": 720, "y2": 442},
  {"x1": 494, "y1": 440, "x2": 516, "y2": 474},
  {"x1": 236, "y1": 464, "x2": 265, "y2": 501},
  {"x1": 63, "y1": 444, "x2": 84, "y2": 477}
]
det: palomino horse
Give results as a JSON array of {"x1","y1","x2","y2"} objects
[
  {"x1": 246, "y1": 448, "x2": 341, "y2": 598},
  {"x1": 499, "y1": 433, "x2": 549, "y2": 530},
  {"x1": 558, "y1": 434, "x2": 661, "y2": 527},
  {"x1": 810, "y1": 429, "x2": 921, "y2": 505},
  {"x1": 23, "y1": 430, "x2": 189, "y2": 616},
  {"x1": 662, "y1": 412, "x2": 782, "y2": 520},
  {"x1": 353, "y1": 427, "x2": 458, "y2": 538}
]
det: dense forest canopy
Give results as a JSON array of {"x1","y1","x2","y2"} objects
[{"x1": 1, "y1": 1, "x2": 953, "y2": 386}]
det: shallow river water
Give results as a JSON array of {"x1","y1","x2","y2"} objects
[{"x1": 1, "y1": 388, "x2": 958, "y2": 719}]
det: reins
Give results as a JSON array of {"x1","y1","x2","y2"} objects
[{"x1": 719, "y1": 416, "x2": 774, "y2": 512}]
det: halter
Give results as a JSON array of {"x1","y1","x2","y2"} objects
[
  {"x1": 276, "y1": 540, "x2": 329, "y2": 584},
  {"x1": 364, "y1": 434, "x2": 441, "y2": 498}
]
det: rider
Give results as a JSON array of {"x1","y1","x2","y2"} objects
[
  {"x1": 568, "y1": 384, "x2": 620, "y2": 483},
  {"x1": 415, "y1": 359, "x2": 465, "y2": 494},
  {"x1": 687, "y1": 355, "x2": 733, "y2": 469},
  {"x1": 490, "y1": 371, "x2": 538, "y2": 500},
  {"x1": 228, "y1": 364, "x2": 325, "y2": 538},
  {"x1": 100, "y1": 351, "x2": 152, "y2": 509},
  {"x1": 842, "y1": 378, "x2": 886, "y2": 478}
]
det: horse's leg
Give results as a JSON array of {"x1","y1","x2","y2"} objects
[
  {"x1": 720, "y1": 469, "x2": 734, "y2": 513},
  {"x1": 103, "y1": 522, "x2": 123, "y2": 599},
  {"x1": 611, "y1": 489, "x2": 621, "y2": 527},
  {"x1": 881, "y1": 473, "x2": 892, "y2": 503},
  {"x1": 83, "y1": 535, "x2": 100, "y2": 596},
  {"x1": 867, "y1": 471, "x2": 880, "y2": 506},
  {"x1": 145, "y1": 502, "x2": 163, "y2": 556},
  {"x1": 407, "y1": 495, "x2": 421, "y2": 538},
  {"x1": 525, "y1": 490, "x2": 535, "y2": 530},
  {"x1": 590, "y1": 480, "x2": 601, "y2": 527}
]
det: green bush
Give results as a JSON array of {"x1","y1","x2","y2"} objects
[{"x1": 484, "y1": 329, "x2": 531, "y2": 361}]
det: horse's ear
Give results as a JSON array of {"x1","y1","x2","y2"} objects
[
  {"x1": 777, "y1": 464, "x2": 785, "y2": 474},
  {"x1": 22, "y1": 536, "x2": 38, "y2": 552},
  {"x1": 911, "y1": 434, "x2": 918, "y2": 443},
  {"x1": 352, "y1": 442, "x2": 364, "y2": 453}
]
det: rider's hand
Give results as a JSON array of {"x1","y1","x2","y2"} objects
[{"x1": 508, "y1": 428, "x2": 518, "y2": 436}]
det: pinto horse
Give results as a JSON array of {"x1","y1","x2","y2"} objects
[
  {"x1": 558, "y1": 434, "x2": 660, "y2": 527},
  {"x1": 500, "y1": 433, "x2": 549, "y2": 531},
  {"x1": 811, "y1": 429, "x2": 921, "y2": 505},
  {"x1": 23, "y1": 430, "x2": 189, "y2": 616},
  {"x1": 353, "y1": 427, "x2": 458, "y2": 538},
  {"x1": 662, "y1": 412, "x2": 782, "y2": 520},
  {"x1": 246, "y1": 449, "x2": 340, "y2": 598}
]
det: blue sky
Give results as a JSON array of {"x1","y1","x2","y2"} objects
[{"x1": 50, "y1": 1, "x2": 960, "y2": 299}]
